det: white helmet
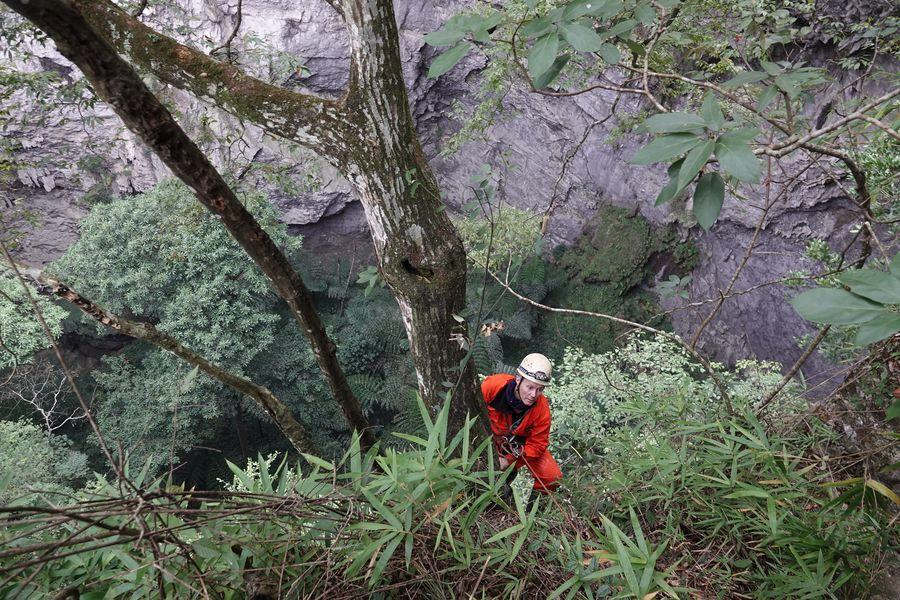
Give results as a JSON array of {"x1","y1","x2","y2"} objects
[{"x1": 516, "y1": 353, "x2": 552, "y2": 386}]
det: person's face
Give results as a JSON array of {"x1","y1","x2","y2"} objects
[{"x1": 516, "y1": 377, "x2": 545, "y2": 406}]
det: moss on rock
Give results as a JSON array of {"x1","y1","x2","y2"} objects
[{"x1": 533, "y1": 205, "x2": 689, "y2": 360}]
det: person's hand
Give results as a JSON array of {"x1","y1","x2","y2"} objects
[{"x1": 498, "y1": 455, "x2": 510, "y2": 470}]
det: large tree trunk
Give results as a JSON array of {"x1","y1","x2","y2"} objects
[
  {"x1": 339, "y1": 0, "x2": 486, "y2": 431},
  {"x1": 5, "y1": 0, "x2": 375, "y2": 451},
  {"x1": 62, "y1": 0, "x2": 489, "y2": 435}
]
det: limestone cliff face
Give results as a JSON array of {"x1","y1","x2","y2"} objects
[{"x1": 2, "y1": 0, "x2": 881, "y2": 389}]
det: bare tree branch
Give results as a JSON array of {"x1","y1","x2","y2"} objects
[{"x1": 209, "y1": 0, "x2": 242, "y2": 60}]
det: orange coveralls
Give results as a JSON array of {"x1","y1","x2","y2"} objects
[{"x1": 481, "y1": 373, "x2": 562, "y2": 493}]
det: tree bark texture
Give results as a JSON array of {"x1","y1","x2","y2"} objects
[
  {"x1": 36, "y1": 276, "x2": 317, "y2": 455},
  {"x1": 58, "y1": 0, "x2": 489, "y2": 434},
  {"x1": 4, "y1": 0, "x2": 375, "y2": 451}
]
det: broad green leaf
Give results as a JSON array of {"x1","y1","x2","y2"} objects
[
  {"x1": 791, "y1": 288, "x2": 883, "y2": 325},
  {"x1": 700, "y1": 93, "x2": 725, "y2": 131},
  {"x1": 528, "y1": 32, "x2": 560, "y2": 80},
  {"x1": 645, "y1": 112, "x2": 707, "y2": 134},
  {"x1": 722, "y1": 71, "x2": 768, "y2": 89},
  {"x1": 837, "y1": 269, "x2": 900, "y2": 304},
  {"x1": 598, "y1": 43, "x2": 621, "y2": 64},
  {"x1": 692, "y1": 172, "x2": 725, "y2": 230},
  {"x1": 760, "y1": 60, "x2": 782, "y2": 75},
  {"x1": 654, "y1": 159, "x2": 684, "y2": 205},
  {"x1": 522, "y1": 17, "x2": 552, "y2": 39},
  {"x1": 624, "y1": 39, "x2": 645, "y2": 56},
  {"x1": 635, "y1": 2, "x2": 656, "y2": 25},
  {"x1": 593, "y1": 0, "x2": 625, "y2": 19},
  {"x1": 854, "y1": 311, "x2": 900, "y2": 345},
  {"x1": 757, "y1": 84, "x2": 779, "y2": 111},
  {"x1": 677, "y1": 139, "x2": 715, "y2": 190},
  {"x1": 891, "y1": 253, "x2": 900, "y2": 275},
  {"x1": 715, "y1": 131, "x2": 762, "y2": 183},
  {"x1": 444, "y1": 13, "x2": 498, "y2": 34},
  {"x1": 534, "y1": 55, "x2": 571, "y2": 88},
  {"x1": 564, "y1": 0, "x2": 600, "y2": 20},
  {"x1": 427, "y1": 42, "x2": 471, "y2": 78},
  {"x1": 774, "y1": 73, "x2": 799, "y2": 99},
  {"x1": 423, "y1": 28, "x2": 465, "y2": 47},
  {"x1": 630, "y1": 133, "x2": 703, "y2": 165},
  {"x1": 607, "y1": 18, "x2": 637, "y2": 39},
  {"x1": 887, "y1": 399, "x2": 900, "y2": 420},
  {"x1": 560, "y1": 21, "x2": 604, "y2": 52}
]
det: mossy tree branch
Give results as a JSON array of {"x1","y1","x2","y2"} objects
[
  {"x1": 72, "y1": 0, "x2": 352, "y2": 150},
  {"x1": 3, "y1": 0, "x2": 375, "y2": 451}
]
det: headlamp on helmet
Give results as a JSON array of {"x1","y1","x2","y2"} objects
[{"x1": 516, "y1": 353, "x2": 552, "y2": 386}]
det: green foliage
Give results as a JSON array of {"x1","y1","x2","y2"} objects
[
  {"x1": 555, "y1": 333, "x2": 894, "y2": 597},
  {"x1": 534, "y1": 205, "x2": 665, "y2": 358},
  {"x1": 50, "y1": 180, "x2": 293, "y2": 367},
  {"x1": 0, "y1": 395, "x2": 676, "y2": 599},
  {"x1": 0, "y1": 273, "x2": 67, "y2": 370},
  {"x1": 89, "y1": 352, "x2": 226, "y2": 474},
  {"x1": 0, "y1": 419, "x2": 87, "y2": 505},
  {"x1": 2, "y1": 354, "x2": 893, "y2": 599},
  {"x1": 548, "y1": 332, "x2": 803, "y2": 465},
  {"x1": 44, "y1": 180, "x2": 326, "y2": 472},
  {"x1": 454, "y1": 201, "x2": 540, "y2": 271},
  {"x1": 792, "y1": 254, "x2": 900, "y2": 345}
]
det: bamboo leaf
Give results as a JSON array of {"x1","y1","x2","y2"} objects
[
  {"x1": 369, "y1": 533, "x2": 403, "y2": 587},
  {"x1": 301, "y1": 453, "x2": 335, "y2": 471},
  {"x1": 865, "y1": 479, "x2": 900, "y2": 505},
  {"x1": 485, "y1": 523, "x2": 525, "y2": 544}
]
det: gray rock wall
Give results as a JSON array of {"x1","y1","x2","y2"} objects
[{"x1": 1, "y1": 0, "x2": 881, "y2": 391}]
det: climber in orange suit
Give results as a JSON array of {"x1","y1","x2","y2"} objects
[{"x1": 482, "y1": 353, "x2": 562, "y2": 503}]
